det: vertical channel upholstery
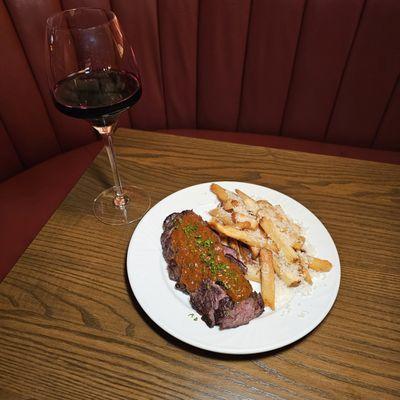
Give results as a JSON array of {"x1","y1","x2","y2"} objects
[
  {"x1": 0, "y1": 0, "x2": 399, "y2": 184},
  {"x1": 326, "y1": 0, "x2": 400, "y2": 147},
  {"x1": 374, "y1": 78, "x2": 400, "y2": 151},
  {"x1": 152, "y1": 0, "x2": 398, "y2": 149},
  {"x1": 197, "y1": 0, "x2": 252, "y2": 131},
  {"x1": 0, "y1": 0, "x2": 60, "y2": 170},
  {"x1": 112, "y1": 0, "x2": 167, "y2": 130},
  {"x1": 4, "y1": 0, "x2": 95, "y2": 151},
  {"x1": 281, "y1": 0, "x2": 365, "y2": 141},
  {"x1": 238, "y1": 0, "x2": 305, "y2": 134},
  {"x1": 0, "y1": 119, "x2": 22, "y2": 181},
  {"x1": 157, "y1": 0, "x2": 197, "y2": 129}
]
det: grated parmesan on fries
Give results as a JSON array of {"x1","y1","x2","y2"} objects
[{"x1": 208, "y1": 183, "x2": 333, "y2": 310}]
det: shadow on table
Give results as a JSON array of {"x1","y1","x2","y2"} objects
[
  {"x1": 123, "y1": 266, "x2": 317, "y2": 361},
  {"x1": 87, "y1": 161, "x2": 110, "y2": 189}
]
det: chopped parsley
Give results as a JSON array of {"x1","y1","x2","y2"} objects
[
  {"x1": 188, "y1": 313, "x2": 198, "y2": 321},
  {"x1": 182, "y1": 223, "x2": 239, "y2": 290},
  {"x1": 200, "y1": 250, "x2": 230, "y2": 276},
  {"x1": 183, "y1": 224, "x2": 198, "y2": 236}
]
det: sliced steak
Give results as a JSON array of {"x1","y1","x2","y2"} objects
[
  {"x1": 161, "y1": 211, "x2": 189, "y2": 282},
  {"x1": 161, "y1": 210, "x2": 264, "y2": 329},
  {"x1": 190, "y1": 279, "x2": 264, "y2": 329},
  {"x1": 215, "y1": 292, "x2": 264, "y2": 329},
  {"x1": 189, "y1": 279, "x2": 228, "y2": 327}
]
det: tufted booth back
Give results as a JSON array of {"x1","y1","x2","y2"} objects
[{"x1": 0, "y1": 0, "x2": 399, "y2": 181}]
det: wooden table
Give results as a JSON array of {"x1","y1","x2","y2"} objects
[{"x1": 0, "y1": 129, "x2": 399, "y2": 400}]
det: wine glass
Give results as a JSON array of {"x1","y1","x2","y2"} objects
[{"x1": 45, "y1": 8, "x2": 150, "y2": 225}]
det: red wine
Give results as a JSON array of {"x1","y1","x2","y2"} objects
[{"x1": 53, "y1": 69, "x2": 141, "y2": 124}]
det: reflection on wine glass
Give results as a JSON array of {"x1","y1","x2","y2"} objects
[{"x1": 46, "y1": 8, "x2": 150, "y2": 225}]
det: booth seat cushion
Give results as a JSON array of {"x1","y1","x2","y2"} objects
[
  {"x1": 160, "y1": 129, "x2": 400, "y2": 165},
  {"x1": 0, "y1": 140, "x2": 103, "y2": 281}
]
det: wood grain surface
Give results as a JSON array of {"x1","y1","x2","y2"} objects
[{"x1": 0, "y1": 129, "x2": 399, "y2": 400}]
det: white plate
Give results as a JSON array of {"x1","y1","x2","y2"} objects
[{"x1": 127, "y1": 182, "x2": 340, "y2": 354}]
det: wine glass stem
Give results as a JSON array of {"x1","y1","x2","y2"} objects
[{"x1": 105, "y1": 134, "x2": 125, "y2": 204}]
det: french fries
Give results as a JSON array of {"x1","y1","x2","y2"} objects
[
  {"x1": 250, "y1": 246, "x2": 260, "y2": 259},
  {"x1": 260, "y1": 249, "x2": 275, "y2": 310},
  {"x1": 208, "y1": 220, "x2": 265, "y2": 248},
  {"x1": 231, "y1": 212, "x2": 258, "y2": 230},
  {"x1": 308, "y1": 256, "x2": 333, "y2": 272},
  {"x1": 235, "y1": 189, "x2": 259, "y2": 214},
  {"x1": 293, "y1": 236, "x2": 305, "y2": 251},
  {"x1": 210, "y1": 183, "x2": 229, "y2": 202},
  {"x1": 300, "y1": 265, "x2": 313, "y2": 285},
  {"x1": 272, "y1": 259, "x2": 301, "y2": 287},
  {"x1": 259, "y1": 216, "x2": 298, "y2": 264},
  {"x1": 209, "y1": 207, "x2": 234, "y2": 226},
  {"x1": 208, "y1": 184, "x2": 333, "y2": 311},
  {"x1": 298, "y1": 252, "x2": 313, "y2": 284},
  {"x1": 245, "y1": 261, "x2": 261, "y2": 283}
]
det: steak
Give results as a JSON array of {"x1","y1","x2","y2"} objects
[
  {"x1": 189, "y1": 279, "x2": 264, "y2": 329},
  {"x1": 161, "y1": 210, "x2": 264, "y2": 329}
]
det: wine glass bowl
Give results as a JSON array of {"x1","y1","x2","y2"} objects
[{"x1": 46, "y1": 8, "x2": 150, "y2": 225}]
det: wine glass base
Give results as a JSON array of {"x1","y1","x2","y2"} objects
[{"x1": 93, "y1": 185, "x2": 150, "y2": 225}]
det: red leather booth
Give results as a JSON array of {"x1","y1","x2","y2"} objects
[{"x1": 0, "y1": 0, "x2": 399, "y2": 280}]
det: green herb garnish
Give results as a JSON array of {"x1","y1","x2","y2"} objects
[
  {"x1": 183, "y1": 224, "x2": 198, "y2": 236},
  {"x1": 188, "y1": 313, "x2": 198, "y2": 321}
]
